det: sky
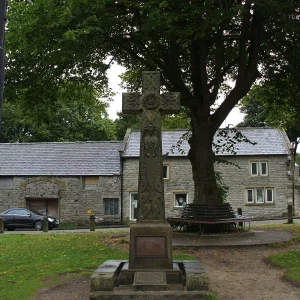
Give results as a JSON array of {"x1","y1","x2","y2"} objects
[{"x1": 106, "y1": 63, "x2": 245, "y2": 127}]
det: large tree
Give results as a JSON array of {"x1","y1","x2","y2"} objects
[
  {"x1": 238, "y1": 80, "x2": 300, "y2": 154},
  {"x1": 1, "y1": 78, "x2": 116, "y2": 142},
  {"x1": 5, "y1": 0, "x2": 300, "y2": 204}
]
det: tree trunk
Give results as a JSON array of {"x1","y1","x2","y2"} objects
[{"x1": 188, "y1": 105, "x2": 220, "y2": 204}]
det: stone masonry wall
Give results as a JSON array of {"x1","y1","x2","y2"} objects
[
  {"x1": 122, "y1": 155, "x2": 298, "y2": 221},
  {"x1": 0, "y1": 175, "x2": 121, "y2": 224}
]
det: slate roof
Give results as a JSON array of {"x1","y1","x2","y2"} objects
[
  {"x1": 122, "y1": 128, "x2": 290, "y2": 157},
  {"x1": 0, "y1": 142, "x2": 122, "y2": 176}
]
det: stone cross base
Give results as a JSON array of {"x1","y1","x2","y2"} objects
[
  {"x1": 90, "y1": 259, "x2": 210, "y2": 300},
  {"x1": 129, "y1": 222, "x2": 173, "y2": 269}
]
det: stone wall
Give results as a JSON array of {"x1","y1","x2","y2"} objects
[
  {"x1": 122, "y1": 154, "x2": 299, "y2": 220},
  {"x1": 0, "y1": 175, "x2": 121, "y2": 224}
]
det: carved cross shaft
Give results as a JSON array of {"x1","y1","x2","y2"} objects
[{"x1": 122, "y1": 71, "x2": 180, "y2": 221}]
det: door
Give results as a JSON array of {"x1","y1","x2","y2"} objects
[{"x1": 27, "y1": 198, "x2": 59, "y2": 218}]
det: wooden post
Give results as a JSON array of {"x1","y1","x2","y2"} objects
[
  {"x1": 237, "y1": 208, "x2": 243, "y2": 227},
  {"x1": 287, "y1": 201, "x2": 293, "y2": 224},
  {"x1": 90, "y1": 214, "x2": 96, "y2": 231},
  {"x1": 0, "y1": 217, "x2": 4, "y2": 234},
  {"x1": 43, "y1": 216, "x2": 49, "y2": 232}
]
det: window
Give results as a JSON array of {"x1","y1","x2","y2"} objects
[
  {"x1": 260, "y1": 161, "x2": 268, "y2": 176},
  {"x1": 83, "y1": 176, "x2": 99, "y2": 190},
  {"x1": 251, "y1": 162, "x2": 258, "y2": 176},
  {"x1": 250, "y1": 161, "x2": 269, "y2": 176},
  {"x1": 246, "y1": 188, "x2": 274, "y2": 204},
  {"x1": 266, "y1": 189, "x2": 274, "y2": 203},
  {"x1": 247, "y1": 189, "x2": 254, "y2": 203},
  {"x1": 256, "y1": 188, "x2": 264, "y2": 203},
  {"x1": 163, "y1": 165, "x2": 169, "y2": 179},
  {"x1": 103, "y1": 198, "x2": 119, "y2": 216},
  {"x1": 174, "y1": 192, "x2": 188, "y2": 208},
  {"x1": 130, "y1": 192, "x2": 138, "y2": 220}
]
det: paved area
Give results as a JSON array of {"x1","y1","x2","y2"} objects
[
  {"x1": 1, "y1": 218, "x2": 299, "y2": 248},
  {"x1": 172, "y1": 229, "x2": 294, "y2": 248}
]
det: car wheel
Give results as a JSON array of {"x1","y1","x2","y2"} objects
[{"x1": 34, "y1": 221, "x2": 43, "y2": 231}]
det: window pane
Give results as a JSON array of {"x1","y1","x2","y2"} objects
[
  {"x1": 251, "y1": 162, "x2": 258, "y2": 176},
  {"x1": 114, "y1": 199, "x2": 119, "y2": 215},
  {"x1": 174, "y1": 193, "x2": 188, "y2": 207},
  {"x1": 247, "y1": 190, "x2": 254, "y2": 203},
  {"x1": 104, "y1": 198, "x2": 119, "y2": 215},
  {"x1": 163, "y1": 165, "x2": 169, "y2": 179},
  {"x1": 266, "y1": 189, "x2": 273, "y2": 202},
  {"x1": 256, "y1": 189, "x2": 264, "y2": 203},
  {"x1": 261, "y1": 162, "x2": 268, "y2": 176}
]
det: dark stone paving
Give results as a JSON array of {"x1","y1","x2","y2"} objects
[{"x1": 172, "y1": 229, "x2": 294, "y2": 248}]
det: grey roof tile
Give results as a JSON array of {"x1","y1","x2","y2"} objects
[
  {"x1": 0, "y1": 142, "x2": 122, "y2": 176},
  {"x1": 122, "y1": 128, "x2": 290, "y2": 157}
]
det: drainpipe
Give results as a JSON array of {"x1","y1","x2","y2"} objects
[
  {"x1": 0, "y1": 0, "x2": 7, "y2": 130},
  {"x1": 120, "y1": 153, "x2": 124, "y2": 225}
]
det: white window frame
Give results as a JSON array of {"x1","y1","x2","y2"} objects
[
  {"x1": 246, "y1": 187, "x2": 274, "y2": 204},
  {"x1": 173, "y1": 192, "x2": 189, "y2": 208},
  {"x1": 163, "y1": 164, "x2": 170, "y2": 180},
  {"x1": 260, "y1": 161, "x2": 269, "y2": 176},
  {"x1": 250, "y1": 161, "x2": 269, "y2": 177},
  {"x1": 129, "y1": 192, "x2": 138, "y2": 221},
  {"x1": 250, "y1": 162, "x2": 258, "y2": 176},
  {"x1": 246, "y1": 189, "x2": 254, "y2": 203},
  {"x1": 266, "y1": 188, "x2": 274, "y2": 203},
  {"x1": 256, "y1": 188, "x2": 264, "y2": 203}
]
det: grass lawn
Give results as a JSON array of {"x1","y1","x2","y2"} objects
[{"x1": 0, "y1": 232, "x2": 194, "y2": 300}]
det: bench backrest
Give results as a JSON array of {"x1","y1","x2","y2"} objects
[{"x1": 181, "y1": 203, "x2": 235, "y2": 220}]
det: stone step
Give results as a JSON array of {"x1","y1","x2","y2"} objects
[
  {"x1": 116, "y1": 283, "x2": 185, "y2": 292},
  {"x1": 90, "y1": 290, "x2": 210, "y2": 300}
]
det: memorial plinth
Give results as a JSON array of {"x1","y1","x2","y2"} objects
[{"x1": 129, "y1": 222, "x2": 173, "y2": 269}]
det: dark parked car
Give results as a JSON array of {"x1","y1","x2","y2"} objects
[{"x1": 0, "y1": 208, "x2": 59, "y2": 231}]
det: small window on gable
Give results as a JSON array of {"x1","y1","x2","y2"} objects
[
  {"x1": 250, "y1": 161, "x2": 269, "y2": 177},
  {"x1": 260, "y1": 161, "x2": 268, "y2": 176},
  {"x1": 251, "y1": 162, "x2": 258, "y2": 176},
  {"x1": 163, "y1": 165, "x2": 169, "y2": 180},
  {"x1": 83, "y1": 176, "x2": 99, "y2": 190}
]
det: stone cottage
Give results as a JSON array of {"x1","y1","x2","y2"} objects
[
  {"x1": 121, "y1": 128, "x2": 299, "y2": 221},
  {"x1": 0, "y1": 141, "x2": 122, "y2": 224},
  {"x1": 0, "y1": 128, "x2": 298, "y2": 224}
]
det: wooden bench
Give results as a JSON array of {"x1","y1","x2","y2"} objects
[{"x1": 166, "y1": 203, "x2": 251, "y2": 233}]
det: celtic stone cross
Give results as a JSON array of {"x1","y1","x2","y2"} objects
[{"x1": 123, "y1": 71, "x2": 180, "y2": 222}]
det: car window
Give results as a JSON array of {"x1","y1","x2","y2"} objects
[
  {"x1": 27, "y1": 209, "x2": 43, "y2": 216},
  {"x1": 15, "y1": 209, "x2": 29, "y2": 216}
]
